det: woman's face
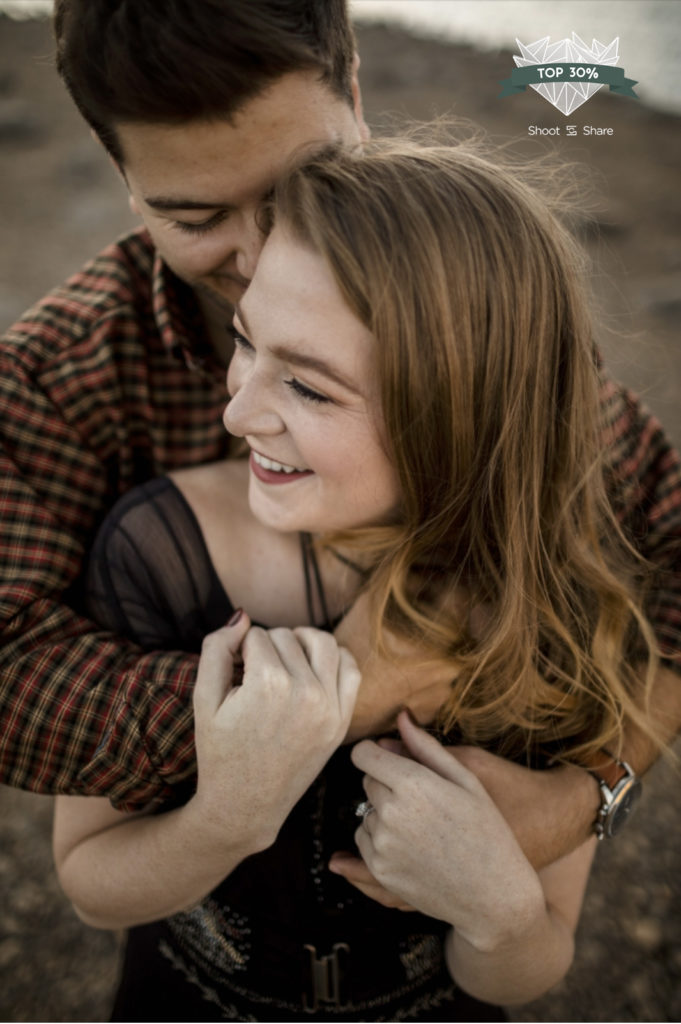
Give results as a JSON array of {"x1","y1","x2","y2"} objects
[{"x1": 224, "y1": 226, "x2": 400, "y2": 535}]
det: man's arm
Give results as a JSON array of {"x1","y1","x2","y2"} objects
[
  {"x1": 0, "y1": 532, "x2": 199, "y2": 810},
  {"x1": 452, "y1": 659, "x2": 681, "y2": 869},
  {"x1": 0, "y1": 253, "x2": 226, "y2": 808},
  {"x1": 600, "y1": 368, "x2": 681, "y2": 666},
  {"x1": 0, "y1": 428, "x2": 198, "y2": 809}
]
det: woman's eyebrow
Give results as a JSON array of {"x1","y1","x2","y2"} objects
[
  {"x1": 234, "y1": 303, "x2": 361, "y2": 395},
  {"x1": 271, "y1": 345, "x2": 361, "y2": 395}
]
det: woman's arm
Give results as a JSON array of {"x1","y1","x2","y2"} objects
[
  {"x1": 54, "y1": 616, "x2": 361, "y2": 929},
  {"x1": 350, "y1": 711, "x2": 596, "y2": 1006},
  {"x1": 53, "y1": 789, "x2": 254, "y2": 930},
  {"x1": 445, "y1": 840, "x2": 595, "y2": 1006}
]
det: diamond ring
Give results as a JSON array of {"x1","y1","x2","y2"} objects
[{"x1": 355, "y1": 800, "x2": 375, "y2": 822}]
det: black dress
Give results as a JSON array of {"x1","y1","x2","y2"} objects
[{"x1": 87, "y1": 477, "x2": 507, "y2": 1022}]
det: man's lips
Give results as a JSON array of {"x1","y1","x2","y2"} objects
[{"x1": 218, "y1": 271, "x2": 250, "y2": 289}]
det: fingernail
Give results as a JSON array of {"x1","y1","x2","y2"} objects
[
  {"x1": 402, "y1": 707, "x2": 419, "y2": 726},
  {"x1": 226, "y1": 608, "x2": 243, "y2": 626}
]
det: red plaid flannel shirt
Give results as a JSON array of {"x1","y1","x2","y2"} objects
[{"x1": 1, "y1": 228, "x2": 680, "y2": 810}]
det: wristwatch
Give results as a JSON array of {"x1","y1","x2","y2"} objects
[{"x1": 587, "y1": 752, "x2": 642, "y2": 839}]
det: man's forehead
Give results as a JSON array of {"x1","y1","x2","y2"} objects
[
  {"x1": 119, "y1": 123, "x2": 355, "y2": 212},
  {"x1": 117, "y1": 71, "x2": 358, "y2": 179}
]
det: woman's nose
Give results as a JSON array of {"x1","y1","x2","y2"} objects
[{"x1": 223, "y1": 368, "x2": 284, "y2": 439}]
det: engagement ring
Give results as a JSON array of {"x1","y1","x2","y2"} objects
[{"x1": 355, "y1": 800, "x2": 375, "y2": 822}]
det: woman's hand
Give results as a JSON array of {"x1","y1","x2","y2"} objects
[
  {"x1": 328, "y1": 851, "x2": 416, "y2": 910},
  {"x1": 349, "y1": 710, "x2": 545, "y2": 951},
  {"x1": 192, "y1": 613, "x2": 362, "y2": 851},
  {"x1": 53, "y1": 616, "x2": 360, "y2": 930}
]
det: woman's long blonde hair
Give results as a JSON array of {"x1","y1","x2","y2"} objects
[{"x1": 274, "y1": 131, "x2": 660, "y2": 765}]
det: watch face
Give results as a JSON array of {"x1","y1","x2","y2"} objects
[{"x1": 608, "y1": 777, "x2": 642, "y2": 836}]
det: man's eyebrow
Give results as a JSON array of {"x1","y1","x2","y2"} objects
[
  {"x1": 234, "y1": 303, "x2": 361, "y2": 395},
  {"x1": 143, "y1": 195, "x2": 234, "y2": 212}
]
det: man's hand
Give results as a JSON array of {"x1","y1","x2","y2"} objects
[{"x1": 450, "y1": 745, "x2": 600, "y2": 870}]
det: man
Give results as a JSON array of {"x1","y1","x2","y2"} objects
[{"x1": 1, "y1": 0, "x2": 679, "y2": 890}]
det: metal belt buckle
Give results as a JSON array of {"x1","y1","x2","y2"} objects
[{"x1": 302, "y1": 942, "x2": 350, "y2": 1013}]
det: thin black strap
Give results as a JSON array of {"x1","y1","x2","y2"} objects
[
  {"x1": 308, "y1": 537, "x2": 331, "y2": 630},
  {"x1": 300, "y1": 532, "x2": 332, "y2": 630},
  {"x1": 300, "y1": 532, "x2": 315, "y2": 625},
  {"x1": 327, "y1": 545, "x2": 370, "y2": 578}
]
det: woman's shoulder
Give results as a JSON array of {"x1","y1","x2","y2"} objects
[
  {"x1": 105, "y1": 473, "x2": 188, "y2": 519},
  {"x1": 86, "y1": 472, "x2": 234, "y2": 650},
  {"x1": 94, "y1": 474, "x2": 214, "y2": 557}
]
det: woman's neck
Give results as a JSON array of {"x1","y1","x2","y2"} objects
[
  {"x1": 169, "y1": 460, "x2": 365, "y2": 628},
  {"x1": 171, "y1": 459, "x2": 456, "y2": 739}
]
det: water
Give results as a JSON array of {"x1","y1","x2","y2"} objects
[
  {"x1": 2, "y1": 0, "x2": 679, "y2": 113},
  {"x1": 0, "y1": 0, "x2": 52, "y2": 16},
  {"x1": 351, "y1": 0, "x2": 681, "y2": 113}
]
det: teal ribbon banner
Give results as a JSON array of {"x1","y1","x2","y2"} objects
[{"x1": 499, "y1": 64, "x2": 638, "y2": 98}]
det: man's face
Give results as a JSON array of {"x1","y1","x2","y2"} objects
[{"x1": 116, "y1": 71, "x2": 366, "y2": 313}]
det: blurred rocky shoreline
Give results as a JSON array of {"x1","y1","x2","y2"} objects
[{"x1": 1, "y1": 13, "x2": 680, "y2": 1022}]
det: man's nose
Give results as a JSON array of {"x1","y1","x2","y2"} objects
[{"x1": 235, "y1": 213, "x2": 266, "y2": 281}]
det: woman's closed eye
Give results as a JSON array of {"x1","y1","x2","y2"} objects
[
  {"x1": 285, "y1": 377, "x2": 330, "y2": 405},
  {"x1": 229, "y1": 325, "x2": 331, "y2": 405}
]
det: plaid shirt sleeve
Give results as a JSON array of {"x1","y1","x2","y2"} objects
[
  {"x1": 0, "y1": 232, "x2": 229, "y2": 810},
  {"x1": 600, "y1": 367, "x2": 681, "y2": 672}
]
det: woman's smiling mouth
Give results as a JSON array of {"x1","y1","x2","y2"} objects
[{"x1": 250, "y1": 449, "x2": 313, "y2": 484}]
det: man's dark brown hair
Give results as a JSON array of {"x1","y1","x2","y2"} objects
[{"x1": 54, "y1": 0, "x2": 356, "y2": 164}]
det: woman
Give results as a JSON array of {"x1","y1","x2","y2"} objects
[{"x1": 53, "y1": 137, "x2": 660, "y2": 1021}]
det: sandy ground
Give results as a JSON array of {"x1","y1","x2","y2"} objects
[{"x1": 1, "y1": 14, "x2": 680, "y2": 1022}]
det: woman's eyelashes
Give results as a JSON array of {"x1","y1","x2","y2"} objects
[
  {"x1": 229, "y1": 326, "x2": 331, "y2": 405},
  {"x1": 284, "y1": 377, "x2": 330, "y2": 405},
  {"x1": 229, "y1": 326, "x2": 254, "y2": 352}
]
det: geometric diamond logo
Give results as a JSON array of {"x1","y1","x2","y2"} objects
[{"x1": 514, "y1": 33, "x2": 620, "y2": 115}]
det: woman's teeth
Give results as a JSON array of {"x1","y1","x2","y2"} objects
[{"x1": 252, "y1": 451, "x2": 306, "y2": 474}]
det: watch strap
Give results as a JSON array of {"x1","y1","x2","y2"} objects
[
  {"x1": 584, "y1": 749, "x2": 630, "y2": 792},
  {"x1": 583, "y1": 749, "x2": 640, "y2": 839}
]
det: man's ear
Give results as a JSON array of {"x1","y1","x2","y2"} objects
[{"x1": 351, "y1": 51, "x2": 370, "y2": 141}]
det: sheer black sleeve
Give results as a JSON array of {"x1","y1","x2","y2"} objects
[{"x1": 86, "y1": 477, "x2": 233, "y2": 653}]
